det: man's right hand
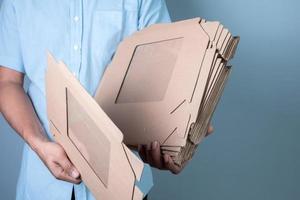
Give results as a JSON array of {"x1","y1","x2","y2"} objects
[
  {"x1": 0, "y1": 66, "x2": 81, "y2": 184},
  {"x1": 35, "y1": 140, "x2": 82, "y2": 184}
]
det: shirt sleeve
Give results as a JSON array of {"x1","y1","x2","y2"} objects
[
  {"x1": 0, "y1": 0, "x2": 25, "y2": 73},
  {"x1": 138, "y1": 0, "x2": 171, "y2": 30}
]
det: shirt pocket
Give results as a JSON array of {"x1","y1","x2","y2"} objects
[{"x1": 91, "y1": 10, "x2": 123, "y2": 62}]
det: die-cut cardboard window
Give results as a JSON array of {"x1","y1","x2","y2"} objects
[
  {"x1": 67, "y1": 89, "x2": 111, "y2": 186},
  {"x1": 116, "y1": 38, "x2": 183, "y2": 103}
]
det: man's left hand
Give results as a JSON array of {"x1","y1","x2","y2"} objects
[{"x1": 138, "y1": 125, "x2": 214, "y2": 174}]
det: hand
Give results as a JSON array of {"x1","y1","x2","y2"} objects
[
  {"x1": 138, "y1": 124, "x2": 214, "y2": 174},
  {"x1": 35, "y1": 141, "x2": 82, "y2": 184}
]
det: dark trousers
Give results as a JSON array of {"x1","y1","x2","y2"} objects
[{"x1": 71, "y1": 189, "x2": 148, "y2": 200}]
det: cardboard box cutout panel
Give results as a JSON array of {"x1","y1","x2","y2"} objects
[
  {"x1": 46, "y1": 54, "x2": 144, "y2": 200},
  {"x1": 95, "y1": 18, "x2": 239, "y2": 167}
]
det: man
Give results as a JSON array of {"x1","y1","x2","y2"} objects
[{"x1": 0, "y1": 0, "x2": 213, "y2": 199}]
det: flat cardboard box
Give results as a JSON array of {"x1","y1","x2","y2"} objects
[
  {"x1": 46, "y1": 54, "x2": 144, "y2": 200},
  {"x1": 95, "y1": 18, "x2": 239, "y2": 166}
]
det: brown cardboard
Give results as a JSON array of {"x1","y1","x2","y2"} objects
[
  {"x1": 95, "y1": 18, "x2": 239, "y2": 167},
  {"x1": 45, "y1": 17, "x2": 239, "y2": 198},
  {"x1": 46, "y1": 53, "x2": 144, "y2": 200}
]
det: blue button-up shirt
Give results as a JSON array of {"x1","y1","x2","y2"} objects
[{"x1": 0, "y1": 0, "x2": 170, "y2": 199}]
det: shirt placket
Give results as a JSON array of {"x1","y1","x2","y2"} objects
[
  {"x1": 70, "y1": 0, "x2": 83, "y2": 80},
  {"x1": 70, "y1": 1, "x2": 87, "y2": 199}
]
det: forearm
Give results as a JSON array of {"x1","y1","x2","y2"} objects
[
  {"x1": 0, "y1": 81, "x2": 48, "y2": 151},
  {"x1": 0, "y1": 80, "x2": 82, "y2": 183}
]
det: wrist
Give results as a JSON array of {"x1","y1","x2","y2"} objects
[{"x1": 23, "y1": 127, "x2": 49, "y2": 154}]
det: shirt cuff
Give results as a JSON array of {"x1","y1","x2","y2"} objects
[{"x1": 0, "y1": 55, "x2": 25, "y2": 73}]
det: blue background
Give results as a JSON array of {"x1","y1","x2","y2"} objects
[{"x1": 1, "y1": 0, "x2": 299, "y2": 199}]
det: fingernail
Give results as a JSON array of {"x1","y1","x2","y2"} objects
[
  {"x1": 152, "y1": 141, "x2": 158, "y2": 149},
  {"x1": 71, "y1": 169, "x2": 79, "y2": 178}
]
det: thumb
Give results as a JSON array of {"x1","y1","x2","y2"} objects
[{"x1": 59, "y1": 157, "x2": 80, "y2": 179}]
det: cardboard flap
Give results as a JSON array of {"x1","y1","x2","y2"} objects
[
  {"x1": 122, "y1": 144, "x2": 144, "y2": 182},
  {"x1": 200, "y1": 21, "x2": 220, "y2": 41},
  {"x1": 46, "y1": 53, "x2": 68, "y2": 135},
  {"x1": 133, "y1": 186, "x2": 144, "y2": 200}
]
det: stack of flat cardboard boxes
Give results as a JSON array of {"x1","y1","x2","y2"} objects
[{"x1": 95, "y1": 18, "x2": 239, "y2": 167}]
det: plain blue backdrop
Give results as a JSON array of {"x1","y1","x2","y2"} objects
[{"x1": 0, "y1": 0, "x2": 299, "y2": 199}]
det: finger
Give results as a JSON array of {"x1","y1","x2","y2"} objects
[
  {"x1": 206, "y1": 125, "x2": 214, "y2": 137},
  {"x1": 150, "y1": 141, "x2": 163, "y2": 169},
  {"x1": 146, "y1": 143, "x2": 154, "y2": 166},
  {"x1": 142, "y1": 145, "x2": 149, "y2": 163},
  {"x1": 56, "y1": 156, "x2": 81, "y2": 184},
  {"x1": 61, "y1": 158, "x2": 80, "y2": 179},
  {"x1": 138, "y1": 144, "x2": 147, "y2": 163},
  {"x1": 49, "y1": 161, "x2": 81, "y2": 184},
  {"x1": 163, "y1": 154, "x2": 182, "y2": 175}
]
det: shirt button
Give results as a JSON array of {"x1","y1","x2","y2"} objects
[
  {"x1": 74, "y1": 45, "x2": 79, "y2": 51},
  {"x1": 74, "y1": 16, "x2": 80, "y2": 22},
  {"x1": 73, "y1": 71, "x2": 78, "y2": 78}
]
